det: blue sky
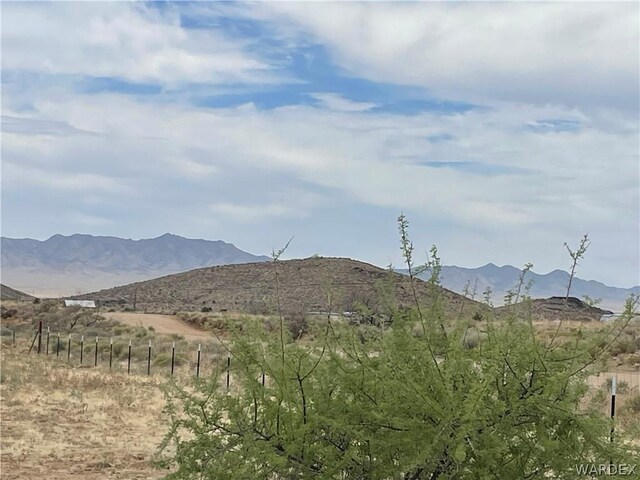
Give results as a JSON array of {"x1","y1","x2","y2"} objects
[{"x1": 1, "y1": 2, "x2": 639, "y2": 287}]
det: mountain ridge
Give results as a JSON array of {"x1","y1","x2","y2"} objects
[
  {"x1": 2, "y1": 234, "x2": 637, "y2": 311},
  {"x1": 399, "y1": 264, "x2": 639, "y2": 312},
  {"x1": 1, "y1": 233, "x2": 271, "y2": 297}
]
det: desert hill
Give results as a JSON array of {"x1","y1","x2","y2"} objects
[
  {"x1": 0, "y1": 284, "x2": 34, "y2": 302},
  {"x1": 496, "y1": 296, "x2": 613, "y2": 322},
  {"x1": 76, "y1": 257, "x2": 481, "y2": 317}
]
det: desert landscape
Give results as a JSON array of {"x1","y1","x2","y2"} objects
[
  {"x1": 2, "y1": 1, "x2": 639, "y2": 478},
  {"x1": 2, "y1": 259, "x2": 640, "y2": 478}
]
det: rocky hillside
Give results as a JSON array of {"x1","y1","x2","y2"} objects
[
  {"x1": 76, "y1": 257, "x2": 482, "y2": 318},
  {"x1": 0, "y1": 284, "x2": 34, "y2": 302},
  {"x1": 496, "y1": 296, "x2": 613, "y2": 322}
]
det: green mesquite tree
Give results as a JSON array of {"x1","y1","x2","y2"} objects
[{"x1": 157, "y1": 218, "x2": 639, "y2": 479}]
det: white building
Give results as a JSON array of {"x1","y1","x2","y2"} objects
[{"x1": 64, "y1": 300, "x2": 96, "y2": 308}]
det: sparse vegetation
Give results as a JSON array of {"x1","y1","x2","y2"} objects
[
  {"x1": 0, "y1": 343, "x2": 169, "y2": 478},
  {"x1": 2, "y1": 219, "x2": 639, "y2": 479},
  {"x1": 157, "y1": 218, "x2": 640, "y2": 479}
]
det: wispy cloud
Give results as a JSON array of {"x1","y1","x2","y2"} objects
[
  {"x1": 309, "y1": 93, "x2": 376, "y2": 112},
  {"x1": 209, "y1": 203, "x2": 298, "y2": 223},
  {"x1": 252, "y1": 2, "x2": 639, "y2": 111},
  {"x1": 1, "y1": 2, "x2": 284, "y2": 87}
]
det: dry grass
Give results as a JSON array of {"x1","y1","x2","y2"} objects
[
  {"x1": 1, "y1": 341, "x2": 171, "y2": 479},
  {"x1": 1, "y1": 301, "x2": 638, "y2": 478}
]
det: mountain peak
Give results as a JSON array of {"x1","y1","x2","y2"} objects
[{"x1": 1, "y1": 234, "x2": 271, "y2": 297}]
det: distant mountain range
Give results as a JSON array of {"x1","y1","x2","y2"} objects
[
  {"x1": 1, "y1": 234, "x2": 270, "y2": 297},
  {"x1": 1, "y1": 234, "x2": 637, "y2": 311},
  {"x1": 399, "y1": 264, "x2": 639, "y2": 312}
]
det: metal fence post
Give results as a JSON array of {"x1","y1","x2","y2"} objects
[
  {"x1": 147, "y1": 340, "x2": 152, "y2": 375},
  {"x1": 56, "y1": 332, "x2": 60, "y2": 357},
  {"x1": 196, "y1": 344, "x2": 201, "y2": 378},
  {"x1": 610, "y1": 376, "x2": 617, "y2": 443},
  {"x1": 46, "y1": 327, "x2": 50, "y2": 355},
  {"x1": 80, "y1": 335, "x2": 84, "y2": 364},
  {"x1": 127, "y1": 340, "x2": 132, "y2": 374},
  {"x1": 94, "y1": 336, "x2": 99, "y2": 367},
  {"x1": 67, "y1": 334, "x2": 71, "y2": 363},
  {"x1": 226, "y1": 356, "x2": 231, "y2": 390},
  {"x1": 109, "y1": 338, "x2": 113, "y2": 371},
  {"x1": 37, "y1": 321, "x2": 42, "y2": 354},
  {"x1": 171, "y1": 341, "x2": 175, "y2": 376}
]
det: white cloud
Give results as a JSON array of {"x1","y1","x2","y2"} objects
[
  {"x1": 1, "y1": 158, "x2": 131, "y2": 195},
  {"x1": 3, "y1": 91, "x2": 637, "y2": 230},
  {"x1": 1, "y1": 2, "x2": 279, "y2": 86},
  {"x1": 309, "y1": 93, "x2": 377, "y2": 112},
  {"x1": 210, "y1": 203, "x2": 297, "y2": 223},
  {"x1": 2, "y1": 90, "x2": 638, "y2": 284},
  {"x1": 66, "y1": 213, "x2": 114, "y2": 227},
  {"x1": 253, "y1": 2, "x2": 639, "y2": 110}
]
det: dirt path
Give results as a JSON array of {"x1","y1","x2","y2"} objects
[{"x1": 103, "y1": 312, "x2": 212, "y2": 341}]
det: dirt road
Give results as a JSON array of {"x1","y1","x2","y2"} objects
[{"x1": 103, "y1": 312, "x2": 212, "y2": 341}]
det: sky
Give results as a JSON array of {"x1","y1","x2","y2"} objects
[{"x1": 1, "y1": 1, "x2": 639, "y2": 287}]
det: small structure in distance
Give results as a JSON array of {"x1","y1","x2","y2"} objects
[{"x1": 64, "y1": 299, "x2": 96, "y2": 308}]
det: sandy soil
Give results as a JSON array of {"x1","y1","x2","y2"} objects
[{"x1": 103, "y1": 312, "x2": 211, "y2": 341}]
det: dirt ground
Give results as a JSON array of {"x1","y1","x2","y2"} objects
[
  {"x1": 0, "y1": 343, "x2": 171, "y2": 479},
  {"x1": 102, "y1": 312, "x2": 212, "y2": 341},
  {"x1": 1, "y1": 310, "x2": 638, "y2": 478}
]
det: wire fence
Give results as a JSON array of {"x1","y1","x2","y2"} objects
[
  {"x1": 1, "y1": 325, "x2": 235, "y2": 382},
  {"x1": 2, "y1": 324, "x2": 639, "y2": 422}
]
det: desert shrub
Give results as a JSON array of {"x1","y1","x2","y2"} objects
[
  {"x1": 285, "y1": 314, "x2": 308, "y2": 339},
  {"x1": 1, "y1": 307, "x2": 17, "y2": 319},
  {"x1": 0, "y1": 327, "x2": 13, "y2": 337},
  {"x1": 131, "y1": 344, "x2": 151, "y2": 361},
  {"x1": 263, "y1": 317, "x2": 278, "y2": 333},
  {"x1": 611, "y1": 338, "x2": 636, "y2": 355},
  {"x1": 154, "y1": 352, "x2": 187, "y2": 368},
  {"x1": 624, "y1": 395, "x2": 640, "y2": 414},
  {"x1": 178, "y1": 313, "x2": 208, "y2": 328},
  {"x1": 111, "y1": 342, "x2": 126, "y2": 358},
  {"x1": 624, "y1": 353, "x2": 640, "y2": 366},
  {"x1": 134, "y1": 328, "x2": 148, "y2": 339},
  {"x1": 205, "y1": 317, "x2": 226, "y2": 331},
  {"x1": 112, "y1": 325, "x2": 130, "y2": 336},
  {"x1": 462, "y1": 328, "x2": 481, "y2": 349},
  {"x1": 82, "y1": 330, "x2": 103, "y2": 339},
  {"x1": 201, "y1": 306, "x2": 212, "y2": 313}
]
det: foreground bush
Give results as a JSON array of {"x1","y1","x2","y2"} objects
[{"x1": 158, "y1": 218, "x2": 639, "y2": 479}]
